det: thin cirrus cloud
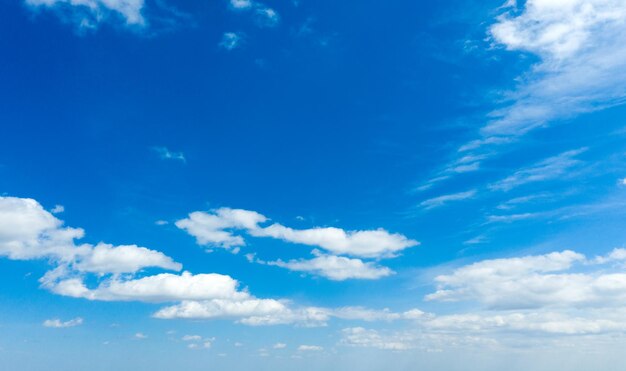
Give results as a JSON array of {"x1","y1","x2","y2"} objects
[
  {"x1": 420, "y1": 0, "x2": 626, "y2": 189},
  {"x1": 43, "y1": 317, "x2": 83, "y2": 328},
  {"x1": 489, "y1": 148, "x2": 587, "y2": 191},
  {"x1": 153, "y1": 146, "x2": 186, "y2": 163},
  {"x1": 419, "y1": 189, "x2": 477, "y2": 210},
  {"x1": 219, "y1": 32, "x2": 245, "y2": 50}
]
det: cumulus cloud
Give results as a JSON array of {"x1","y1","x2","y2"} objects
[
  {"x1": 175, "y1": 208, "x2": 267, "y2": 250},
  {"x1": 424, "y1": 249, "x2": 626, "y2": 310},
  {"x1": 43, "y1": 271, "x2": 248, "y2": 302},
  {"x1": 0, "y1": 195, "x2": 423, "y2": 328},
  {"x1": 0, "y1": 197, "x2": 181, "y2": 274},
  {"x1": 43, "y1": 317, "x2": 83, "y2": 328},
  {"x1": 176, "y1": 207, "x2": 418, "y2": 259},
  {"x1": 267, "y1": 250, "x2": 393, "y2": 281}
]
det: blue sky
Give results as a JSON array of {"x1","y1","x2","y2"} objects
[{"x1": 2, "y1": 0, "x2": 626, "y2": 369}]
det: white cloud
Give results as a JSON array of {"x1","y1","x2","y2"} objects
[
  {"x1": 485, "y1": 0, "x2": 626, "y2": 137},
  {"x1": 220, "y1": 32, "x2": 244, "y2": 50},
  {"x1": 430, "y1": 0, "x2": 626, "y2": 183},
  {"x1": 268, "y1": 250, "x2": 393, "y2": 281},
  {"x1": 489, "y1": 148, "x2": 587, "y2": 191},
  {"x1": 298, "y1": 345, "x2": 323, "y2": 351},
  {"x1": 175, "y1": 208, "x2": 267, "y2": 250},
  {"x1": 419, "y1": 190, "x2": 477, "y2": 210},
  {"x1": 43, "y1": 317, "x2": 83, "y2": 328},
  {"x1": 252, "y1": 223, "x2": 417, "y2": 259},
  {"x1": 273, "y1": 342, "x2": 287, "y2": 349},
  {"x1": 332, "y1": 307, "x2": 425, "y2": 322},
  {"x1": 51, "y1": 205, "x2": 65, "y2": 214},
  {"x1": 43, "y1": 271, "x2": 248, "y2": 302},
  {"x1": 424, "y1": 249, "x2": 626, "y2": 310},
  {"x1": 227, "y1": 0, "x2": 280, "y2": 28},
  {"x1": 25, "y1": 0, "x2": 145, "y2": 28},
  {"x1": 0, "y1": 197, "x2": 181, "y2": 275},
  {"x1": 177, "y1": 207, "x2": 418, "y2": 258},
  {"x1": 254, "y1": 7, "x2": 280, "y2": 27},
  {"x1": 182, "y1": 335, "x2": 202, "y2": 341},
  {"x1": 73, "y1": 243, "x2": 182, "y2": 274},
  {"x1": 135, "y1": 332, "x2": 148, "y2": 339},
  {"x1": 340, "y1": 327, "x2": 413, "y2": 350},
  {"x1": 229, "y1": 0, "x2": 253, "y2": 9}
]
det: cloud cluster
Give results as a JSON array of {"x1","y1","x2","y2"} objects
[
  {"x1": 228, "y1": 0, "x2": 280, "y2": 28},
  {"x1": 176, "y1": 207, "x2": 418, "y2": 280},
  {"x1": 0, "y1": 195, "x2": 423, "y2": 327},
  {"x1": 426, "y1": 248, "x2": 626, "y2": 310},
  {"x1": 25, "y1": 0, "x2": 145, "y2": 29}
]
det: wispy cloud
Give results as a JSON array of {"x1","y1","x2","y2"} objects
[
  {"x1": 43, "y1": 317, "x2": 83, "y2": 328},
  {"x1": 419, "y1": 190, "x2": 477, "y2": 210},
  {"x1": 489, "y1": 148, "x2": 587, "y2": 191},
  {"x1": 228, "y1": 0, "x2": 280, "y2": 28},
  {"x1": 153, "y1": 146, "x2": 186, "y2": 163},
  {"x1": 219, "y1": 32, "x2": 245, "y2": 51}
]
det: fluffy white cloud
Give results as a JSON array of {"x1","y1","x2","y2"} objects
[
  {"x1": 175, "y1": 208, "x2": 267, "y2": 250},
  {"x1": 177, "y1": 207, "x2": 418, "y2": 258},
  {"x1": 43, "y1": 317, "x2": 83, "y2": 328},
  {"x1": 424, "y1": 249, "x2": 626, "y2": 310},
  {"x1": 253, "y1": 224, "x2": 417, "y2": 258},
  {"x1": 74, "y1": 243, "x2": 182, "y2": 274},
  {"x1": 0, "y1": 197, "x2": 181, "y2": 275},
  {"x1": 44, "y1": 271, "x2": 248, "y2": 302},
  {"x1": 268, "y1": 250, "x2": 393, "y2": 280},
  {"x1": 273, "y1": 342, "x2": 287, "y2": 349}
]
